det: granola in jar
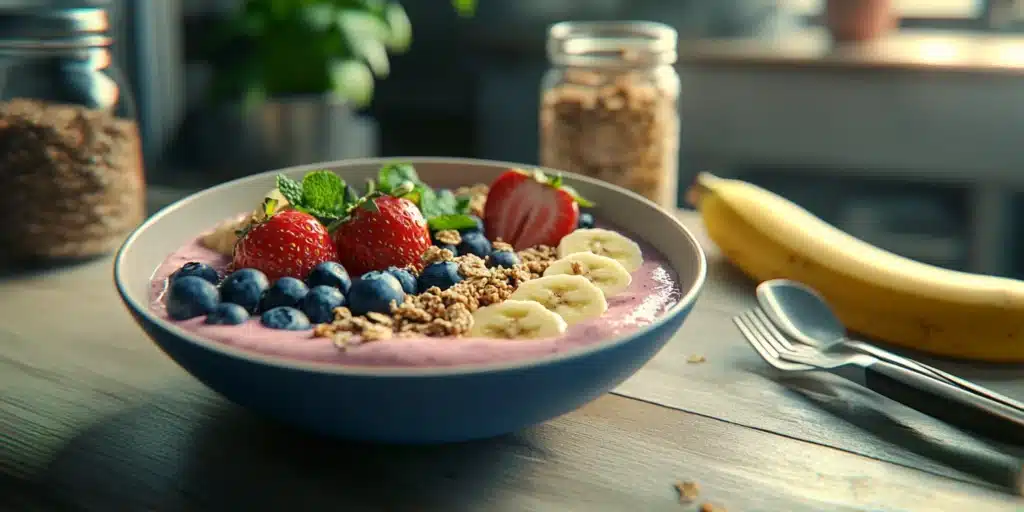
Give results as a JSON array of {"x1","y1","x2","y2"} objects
[{"x1": 540, "y1": 21, "x2": 680, "y2": 209}]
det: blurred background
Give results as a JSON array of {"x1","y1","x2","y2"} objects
[{"x1": 112, "y1": 0, "x2": 1024, "y2": 277}]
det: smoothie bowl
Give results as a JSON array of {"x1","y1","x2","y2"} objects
[{"x1": 115, "y1": 158, "x2": 706, "y2": 443}]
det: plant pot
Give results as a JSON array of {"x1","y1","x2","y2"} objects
[
  {"x1": 825, "y1": 0, "x2": 895, "y2": 42},
  {"x1": 187, "y1": 95, "x2": 378, "y2": 178}
]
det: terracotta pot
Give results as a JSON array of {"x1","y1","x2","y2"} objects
[{"x1": 825, "y1": 0, "x2": 895, "y2": 42}]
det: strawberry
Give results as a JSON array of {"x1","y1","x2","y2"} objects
[
  {"x1": 232, "y1": 205, "x2": 337, "y2": 283},
  {"x1": 331, "y1": 195, "x2": 432, "y2": 276},
  {"x1": 484, "y1": 169, "x2": 593, "y2": 250}
]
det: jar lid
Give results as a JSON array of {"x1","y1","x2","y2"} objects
[
  {"x1": 0, "y1": 5, "x2": 111, "y2": 46},
  {"x1": 547, "y1": 21, "x2": 678, "y2": 68}
]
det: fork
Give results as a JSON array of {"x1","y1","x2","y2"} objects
[{"x1": 734, "y1": 308, "x2": 1024, "y2": 446}]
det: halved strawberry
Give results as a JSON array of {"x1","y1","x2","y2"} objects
[
  {"x1": 484, "y1": 169, "x2": 592, "y2": 250},
  {"x1": 232, "y1": 206, "x2": 338, "y2": 282},
  {"x1": 332, "y1": 195, "x2": 432, "y2": 276}
]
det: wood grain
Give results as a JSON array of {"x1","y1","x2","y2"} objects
[{"x1": 0, "y1": 188, "x2": 1021, "y2": 511}]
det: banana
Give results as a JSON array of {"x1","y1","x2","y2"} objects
[
  {"x1": 544, "y1": 251, "x2": 633, "y2": 297},
  {"x1": 558, "y1": 228, "x2": 644, "y2": 272},
  {"x1": 507, "y1": 274, "x2": 608, "y2": 325},
  {"x1": 200, "y1": 189, "x2": 291, "y2": 256},
  {"x1": 469, "y1": 300, "x2": 568, "y2": 339},
  {"x1": 690, "y1": 172, "x2": 1024, "y2": 362}
]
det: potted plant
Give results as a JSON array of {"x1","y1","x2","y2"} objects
[{"x1": 195, "y1": 0, "x2": 475, "y2": 173}]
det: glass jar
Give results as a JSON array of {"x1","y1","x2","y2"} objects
[
  {"x1": 540, "y1": 21, "x2": 680, "y2": 209},
  {"x1": 0, "y1": 4, "x2": 145, "y2": 262}
]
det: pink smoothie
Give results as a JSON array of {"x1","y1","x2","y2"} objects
[{"x1": 149, "y1": 223, "x2": 683, "y2": 368}]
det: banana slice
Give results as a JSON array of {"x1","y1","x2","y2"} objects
[
  {"x1": 557, "y1": 228, "x2": 643, "y2": 272},
  {"x1": 469, "y1": 300, "x2": 568, "y2": 340},
  {"x1": 544, "y1": 251, "x2": 633, "y2": 297},
  {"x1": 507, "y1": 274, "x2": 608, "y2": 325},
  {"x1": 199, "y1": 189, "x2": 291, "y2": 256}
]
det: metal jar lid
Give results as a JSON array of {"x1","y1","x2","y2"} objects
[{"x1": 0, "y1": 2, "x2": 112, "y2": 48}]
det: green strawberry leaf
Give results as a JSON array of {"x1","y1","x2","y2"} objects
[
  {"x1": 427, "y1": 214, "x2": 479, "y2": 231},
  {"x1": 561, "y1": 184, "x2": 595, "y2": 208},
  {"x1": 276, "y1": 174, "x2": 304, "y2": 206}
]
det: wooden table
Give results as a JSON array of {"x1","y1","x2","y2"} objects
[{"x1": 2, "y1": 200, "x2": 1023, "y2": 511}]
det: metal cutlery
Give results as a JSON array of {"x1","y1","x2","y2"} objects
[
  {"x1": 756, "y1": 279, "x2": 1024, "y2": 413},
  {"x1": 735, "y1": 308, "x2": 1024, "y2": 445}
]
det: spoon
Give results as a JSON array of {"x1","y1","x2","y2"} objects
[{"x1": 756, "y1": 279, "x2": 1024, "y2": 413}]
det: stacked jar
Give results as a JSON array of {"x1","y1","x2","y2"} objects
[
  {"x1": 540, "y1": 21, "x2": 680, "y2": 209},
  {"x1": 0, "y1": 3, "x2": 145, "y2": 262}
]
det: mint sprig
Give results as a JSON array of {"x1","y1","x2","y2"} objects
[
  {"x1": 276, "y1": 170, "x2": 351, "y2": 221},
  {"x1": 373, "y1": 162, "x2": 477, "y2": 229}
]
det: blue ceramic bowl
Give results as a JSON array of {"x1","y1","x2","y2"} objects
[{"x1": 115, "y1": 158, "x2": 706, "y2": 444}]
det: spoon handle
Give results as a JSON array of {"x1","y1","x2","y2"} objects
[
  {"x1": 864, "y1": 360, "x2": 1024, "y2": 445},
  {"x1": 843, "y1": 339, "x2": 1024, "y2": 413}
]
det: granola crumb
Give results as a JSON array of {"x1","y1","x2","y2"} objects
[
  {"x1": 518, "y1": 245, "x2": 558, "y2": 277},
  {"x1": 492, "y1": 239, "x2": 513, "y2": 252},
  {"x1": 673, "y1": 481, "x2": 700, "y2": 504},
  {"x1": 687, "y1": 354, "x2": 707, "y2": 364},
  {"x1": 455, "y1": 184, "x2": 489, "y2": 218},
  {"x1": 434, "y1": 229, "x2": 462, "y2": 245},
  {"x1": 699, "y1": 504, "x2": 726, "y2": 512},
  {"x1": 422, "y1": 246, "x2": 456, "y2": 264}
]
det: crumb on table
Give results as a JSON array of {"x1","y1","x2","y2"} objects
[
  {"x1": 673, "y1": 481, "x2": 700, "y2": 503},
  {"x1": 687, "y1": 354, "x2": 707, "y2": 364},
  {"x1": 699, "y1": 503, "x2": 727, "y2": 512}
]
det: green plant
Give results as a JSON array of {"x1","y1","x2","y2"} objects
[{"x1": 207, "y1": 0, "x2": 476, "y2": 107}]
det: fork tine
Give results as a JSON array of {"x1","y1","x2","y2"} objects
[
  {"x1": 732, "y1": 315, "x2": 784, "y2": 369},
  {"x1": 749, "y1": 307, "x2": 794, "y2": 352},
  {"x1": 741, "y1": 310, "x2": 782, "y2": 358},
  {"x1": 734, "y1": 313, "x2": 810, "y2": 371},
  {"x1": 750, "y1": 308, "x2": 799, "y2": 354}
]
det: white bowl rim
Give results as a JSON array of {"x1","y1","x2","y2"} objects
[{"x1": 115, "y1": 157, "x2": 708, "y2": 378}]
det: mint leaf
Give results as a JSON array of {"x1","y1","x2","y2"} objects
[
  {"x1": 428, "y1": 214, "x2": 479, "y2": 231},
  {"x1": 276, "y1": 174, "x2": 304, "y2": 206},
  {"x1": 301, "y1": 170, "x2": 346, "y2": 213},
  {"x1": 455, "y1": 196, "x2": 472, "y2": 214},
  {"x1": 377, "y1": 163, "x2": 419, "y2": 192}
]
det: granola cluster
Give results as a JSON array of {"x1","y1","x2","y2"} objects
[
  {"x1": 313, "y1": 242, "x2": 559, "y2": 349},
  {"x1": 453, "y1": 184, "x2": 489, "y2": 218}
]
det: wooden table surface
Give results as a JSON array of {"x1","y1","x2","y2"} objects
[{"x1": 2, "y1": 197, "x2": 1023, "y2": 512}]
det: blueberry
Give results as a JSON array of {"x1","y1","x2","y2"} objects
[
  {"x1": 166, "y1": 276, "x2": 220, "y2": 320},
  {"x1": 260, "y1": 306, "x2": 312, "y2": 330},
  {"x1": 458, "y1": 215, "x2": 485, "y2": 234},
  {"x1": 306, "y1": 261, "x2": 352, "y2": 294},
  {"x1": 205, "y1": 303, "x2": 250, "y2": 325},
  {"x1": 577, "y1": 212, "x2": 595, "y2": 229},
  {"x1": 348, "y1": 271, "x2": 406, "y2": 316},
  {"x1": 219, "y1": 268, "x2": 270, "y2": 313},
  {"x1": 417, "y1": 261, "x2": 464, "y2": 293},
  {"x1": 458, "y1": 231, "x2": 492, "y2": 258},
  {"x1": 385, "y1": 266, "x2": 417, "y2": 294},
  {"x1": 260, "y1": 277, "x2": 309, "y2": 310},
  {"x1": 301, "y1": 285, "x2": 346, "y2": 324},
  {"x1": 172, "y1": 261, "x2": 219, "y2": 285},
  {"x1": 487, "y1": 250, "x2": 521, "y2": 269},
  {"x1": 437, "y1": 243, "x2": 458, "y2": 255}
]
